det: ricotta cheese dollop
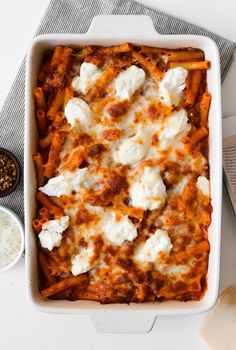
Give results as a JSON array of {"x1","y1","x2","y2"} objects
[
  {"x1": 157, "y1": 67, "x2": 188, "y2": 106},
  {"x1": 39, "y1": 168, "x2": 94, "y2": 198},
  {"x1": 115, "y1": 65, "x2": 146, "y2": 100},
  {"x1": 159, "y1": 108, "x2": 190, "y2": 140},
  {"x1": 129, "y1": 166, "x2": 167, "y2": 210},
  {"x1": 113, "y1": 128, "x2": 149, "y2": 165},
  {"x1": 71, "y1": 245, "x2": 94, "y2": 275},
  {"x1": 197, "y1": 176, "x2": 210, "y2": 196},
  {"x1": 135, "y1": 229, "x2": 173, "y2": 263},
  {"x1": 71, "y1": 62, "x2": 102, "y2": 94},
  {"x1": 102, "y1": 213, "x2": 137, "y2": 245},
  {"x1": 38, "y1": 216, "x2": 69, "y2": 251},
  {"x1": 64, "y1": 97, "x2": 91, "y2": 128}
]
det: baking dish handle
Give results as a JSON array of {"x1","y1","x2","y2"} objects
[
  {"x1": 90, "y1": 312, "x2": 157, "y2": 334},
  {"x1": 87, "y1": 15, "x2": 161, "y2": 40}
]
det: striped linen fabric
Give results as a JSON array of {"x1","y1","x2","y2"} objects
[{"x1": 0, "y1": 0, "x2": 235, "y2": 221}]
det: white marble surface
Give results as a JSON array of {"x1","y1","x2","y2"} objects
[{"x1": 0, "y1": 0, "x2": 236, "y2": 349}]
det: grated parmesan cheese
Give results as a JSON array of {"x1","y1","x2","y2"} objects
[{"x1": 0, "y1": 211, "x2": 21, "y2": 268}]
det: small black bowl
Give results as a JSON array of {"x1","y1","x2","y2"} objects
[{"x1": 0, "y1": 148, "x2": 21, "y2": 197}]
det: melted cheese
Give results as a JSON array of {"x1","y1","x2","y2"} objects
[
  {"x1": 159, "y1": 109, "x2": 190, "y2": 140},
  {"x1": 115, "y1": 65, "x2": 146, "y2": 100},
  {"x1": 157, "y1": 67, "x2": 188, "y2": 106},
  {"x1": 102, "y1": 213, "x2": 137, "y2": 245},
  {"x1": 129, "y1": 166, "x2": 167, "y2": 210},
  {"x1": 135, "y1": 229, "x2": 173, "y2": 263},
  {"x1": 197, "y1": 176, "x2": 210, "y2": 196},
  {"x1": 168, "y1": 176, "x2": 191, "y2": 196},
  {"x1": 65, "y1": 97, "x2": 91, "y2": 128},
  {"x1": 38, "y1": 216, "x2": 69, "y2": 251},
  {"x1": 113, "y1": 127, "x2": 149, "y2": 165},
  {"x1": 39, "y1": 168, "x2": 94, "y2": 197},
  {"x1": 156, "y1": 263, "x2": 189, "y2": 277},
  {"x1": 71, "y1": 62, "x2": 102, "y2": 94},
  {"x1": 166, "y1": 264, "x2": 189, "y2": 276},
  {"x1": 71, "y1": 245, "x2": 94, "y2": 275}
]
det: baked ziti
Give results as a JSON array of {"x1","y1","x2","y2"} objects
[{"x1": 33, "y1": 44, "x2": 212, "y2": 303}]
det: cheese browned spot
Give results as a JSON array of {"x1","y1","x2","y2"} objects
[
  {"x1": 88, "y1": 144, "x2": 106, "y2": 157},
  {"x1": 108, "y1": 101, "x2": 129, "y2": 119},
  {"x1": 76, "y1": 208, "x2": 95, "y2": 225},
  {"x1": 86, "y1": 171, "x2": 128, "y2": 206},
  {"x1": 147, "y1": 103, "x2": 160, "y2": 120},
  {"x1": 102, "y1": 128, "x2": 121, "y2": 142}
]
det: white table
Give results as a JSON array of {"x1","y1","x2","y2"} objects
[{"x1": 0, "y1": 1, "x2": 236, "y2": 349}]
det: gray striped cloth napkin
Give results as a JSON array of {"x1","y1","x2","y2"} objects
[{"x1": 0, "y1": 0, "x2": 235, "y2": 222}]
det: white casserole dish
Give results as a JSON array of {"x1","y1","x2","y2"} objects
[{"x1": 24, "y1": 15, "x2": 222, "y2": 333}]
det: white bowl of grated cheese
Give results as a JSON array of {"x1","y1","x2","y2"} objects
[{"x1": 0, "y1": 206, "x2": 24, "y2": 272}]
